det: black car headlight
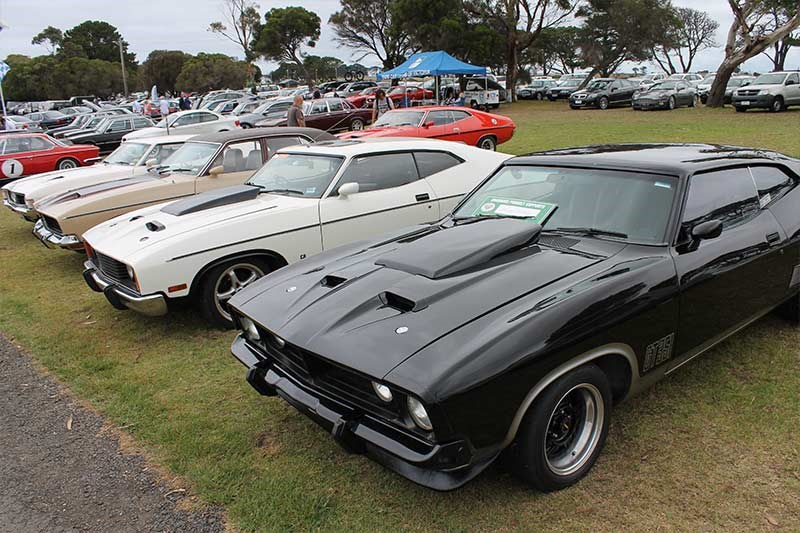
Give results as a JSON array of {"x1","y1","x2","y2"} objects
[
  {"x1": 407, "y1": 396, "x2": 433, "y2": 431},
  {"x1": 240, "y1": 316, "x2": 261, "y2": 343},
  {"x1": 371, "y1": 381, "x2": 394, "y2": 403}
]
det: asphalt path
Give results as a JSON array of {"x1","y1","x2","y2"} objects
[{"x1": 0, "y1": 334, "x2": 225, "y2": 533}]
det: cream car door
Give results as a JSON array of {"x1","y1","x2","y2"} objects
[
  {"x1": 194, "y1": 139, "x2": 263, "y2": 193},
  {"x1": 319, "y1": 152, "x2": 438, "y2": 250}
]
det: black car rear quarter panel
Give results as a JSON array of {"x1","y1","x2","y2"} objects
[{"x1": 386, "y1": 244, "x2": 680, "y2": 450}]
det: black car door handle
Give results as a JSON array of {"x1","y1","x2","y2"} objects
[
  {"x1": 766, "y1": 232, "x2": 781, "y2": 245},
  {"x1": 415, "y1": 193, "x2": 430, "y2": 202}
]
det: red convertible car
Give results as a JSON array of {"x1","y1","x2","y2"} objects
[
  {"x1": 338, "y1": 106, "x2": 515, "y2": 150},
  {"x1": 0, "y1": 133, "x2": 100, "y2": 184}
]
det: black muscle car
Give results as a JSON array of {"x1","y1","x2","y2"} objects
[
  {"x1": 569, "y1": 78, "x2": 638, "y2": 109},
  {"x1": 68, "y1": 115, "x2": 154, "y2": 153},
  {"x1": 632, "y1": 80, "x2": 698, "y2": 110},
  {"x1": 228, "y1": 144, "x2": 800, "y2": 492}
]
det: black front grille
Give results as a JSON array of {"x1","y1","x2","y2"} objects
[
  {"x1": 257, "y1": 329, "x2": 403, "y2": 421},
  {"x1": 41, "y1": 215, "x2": 62, "y2": 235},
  {"x1": 95, "y1": 252, "x2": 136, "y2": 290}
]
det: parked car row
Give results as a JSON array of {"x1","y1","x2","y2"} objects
[{"x1": 5, "y1": 135, "x2": 798, "y2": 494}]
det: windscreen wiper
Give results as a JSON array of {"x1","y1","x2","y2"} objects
[
  {"x1": 546, "y1": 227, "x2": 628, "y2": 239},
  {"x1": 451, "y1": 213, "x2": 531, "y2": 224},
  {"x1": 261, "y1": 188, "x2": 305, "y2": 196}
]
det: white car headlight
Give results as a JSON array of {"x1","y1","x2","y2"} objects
[
  {"x1": 407, "y1": 396, "x2": 433, "y2": 431},
  {"x1": 240, "y1": 316, "x2": 260, "y2": 342},
  {"x1": 759, "y1": 89, "x2": 769, "y2": 95},
  {"x1": 371, "y1": 381, "x2": 394, "y2": 403}
]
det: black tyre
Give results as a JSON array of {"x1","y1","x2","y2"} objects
[
  {"x1": 535, "y1": 92, "x2": 543, "y2": 101},
  {"x1": 470, "y1": 100, "x2": 479, "y2": 109},
  {"x1": 668, "y1": 96, "x2": 676, "y2": 110},
  {"x1": 735, "y1": 106, "x2": 746, "y2": 113},
  {"x1": 691, "y1": 95, "x2": 699, "y2": 108},
  {"x1": 57, "y1": 158, "x2": 79, "y2": 170},
  {"x1": 777, "y1": 293, "x2": 799, "y2": 324},
  {"x1": 477, "y1": 135, "x2": 496, "y2": 151},
  {"x1": 240, "y1": 122, "x2": 252, "y2": 129},
  {"x1": 199, "y1": 257, "x2": 270, "y2": 328},
  {"x1": 509, "y1": 364, "x2": 612, "y2": 492},
  {"x1": 350, "y1": 117, "x2": 365, "y2": 131},
  {"x1": 598, "y1": 96, "x2": 609, "y2": 110},
  {"x1": 770, "y1": 96, "x2": 784, "y2": 113}
]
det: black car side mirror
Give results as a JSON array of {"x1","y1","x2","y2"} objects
[{"x1": 692, "y1": 219, "x2": 723, "y2": 241}]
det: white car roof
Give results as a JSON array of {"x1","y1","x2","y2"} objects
[{"x1": 276, "y1": 137, "x2": 490, "y2": 158}]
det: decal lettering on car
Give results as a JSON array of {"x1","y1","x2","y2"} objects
[
  {"x1": 643, "y1": 333, "x2": 675, "y2": 372},
  {"x1": 473, "y1": 196, "x2": 558, "y2": 224}
]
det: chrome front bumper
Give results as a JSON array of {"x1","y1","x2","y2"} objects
[
  {"x1": 33, "y1": 218, "x2": 83, "y2": 250},
  {"x1": 82, "y1": 260, "x2": 168, "y2": 317},
  {"x1": 2, "y1": 197, "x2": 37, "y2": 221}
]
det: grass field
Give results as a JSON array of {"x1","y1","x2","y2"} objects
[{"x1": 1, "y1": 101, "x2": 799, "y2": 531}]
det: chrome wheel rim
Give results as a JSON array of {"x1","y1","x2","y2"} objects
[
  {"x1": 479, "y1": 138, "x2": 495, "y2": 150},
  {"x1": 59, "y1": 160, "x2": 76, "y2": 169},
  {"x1": 599, "y1": 98, "x2": 608, "y2": 110},
  {"x1": 214, "y1": 263, "x2": 264, "y2": 321},
  {"x1": 668, "y1": 97, "x2": 675, "y2": 110},
  {"x1": 351, "y1": 120, "x2": 364, "y2": 130},
  {"x1": 544, "y1": 383, "x2": 604, "y2": 476}
]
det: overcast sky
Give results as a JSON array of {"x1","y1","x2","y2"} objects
[{"x1": 0, "y1": 0, "x2": 796, "y2": 75}]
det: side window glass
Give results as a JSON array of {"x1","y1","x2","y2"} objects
[
  {"x1": 198, "y1": 113, "x2": 217, "y2": 123},
  {"x1": 426, "y1": 111, "x2": 452, "y2": 125},
  {"x1": 310, "y1": 101, "x2": 328, "y2": 114},
  {"x1": 414, "y1": 151, "x2": 463, "y2": 178},
  {"x1": 682, "y1": 168, "x2": 760, "y2": 235},
  {"x1": 337, "y1": 153, "x2": 419, "y2": 193},
  {"x1": 450, "y1": 110, "x2": 470, "y2": 122},
  {"x1": 28, "y1": 136, "x2": 54, "y2": 150},
  {"x1": 749, "y1": 166, "x2": 796, "y2": 206},
  {"x1": 266, "y1": 136, "x2": 305, "y2": 160},
  {"x1": 108, "y1": 119, "x2": 131, "y2": 132},
  {"x1": 328, "y1": 99, "x2": 344, "y2": 112}
]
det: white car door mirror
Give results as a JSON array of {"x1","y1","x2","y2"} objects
[
  {"x1": 337, "y1": 182, "x2": 359, "y2": 197},
  {"x1": 208, "y1": 165, "x2": 224, "y2": 177},
  {"x1": 145, "y1": 158, "x2": 158, "y2": 167}
]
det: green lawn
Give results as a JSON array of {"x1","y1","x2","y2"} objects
[{"x1": 1, "y1": 102, "x2": 799, "y2": 531}]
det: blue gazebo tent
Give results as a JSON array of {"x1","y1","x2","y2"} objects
[
  {"x1": 377, "y1": 51, "x2": 487, "y2": 80},
  {"x1": 377, "y1": 51, "x2": 488, "y2": 104}
]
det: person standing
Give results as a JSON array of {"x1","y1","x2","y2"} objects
[
  {"x1": 132, "y1": 100, "x2": 143, "y2": 114},
  {"x1": 312, "y1": 86, "x2": 321, "y2": 99},
  {"x1": 399, "y1": 88, "x2": 413, "y2": 108},
  {"x1": 286, "y1": 95, "x2": 305, "y2": 127},
  {"x1": 159, "y1": 96, "x2": 170, "y2": 118},
  {"x1": 144, "y1": 100, "x2": 153, "y2": 117},
  {"x1": 372, "y1": 89, "x2": 394, "y2": 123}
]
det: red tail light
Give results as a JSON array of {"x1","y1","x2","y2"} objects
[{"x1": 235, "y1": 120, "x2": 241, "y2": 127}]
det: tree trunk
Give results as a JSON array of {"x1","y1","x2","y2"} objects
[
  {"x1": 506, "y1": 41, "x2": 518, "y2": 103},
  {"x1": 706, "y1": 60, "x2": 737, "y2": 107}
]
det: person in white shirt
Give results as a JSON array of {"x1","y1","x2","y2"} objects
[
  {"x1": 3, "y1": 116, "x2": 17, "y2": 130},
  {"x1": 132, "y1": 100, "x2": 143, "y2": 114},
  {"x1": 159, "y1": 97, "x2": 170, "y2": 117}
]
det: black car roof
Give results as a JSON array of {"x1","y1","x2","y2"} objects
[
  {"x1": 509, "y1": 143, "x2": 797, "y2": 176},
  {"x1": 191, "y1": 127, "x2": 335, "y2": 144}
]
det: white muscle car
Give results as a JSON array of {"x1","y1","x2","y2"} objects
[
  {"x1": 82, "y1": 138, "x2": 511, "y2": 326},
  {"x1": 2, "y1": 135, "x2": 192, "y2": 221},
  {"x1": 122, "y1": 110, "x2": 241, "y2": 141}
]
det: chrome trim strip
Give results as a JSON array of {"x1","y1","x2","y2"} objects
[{"x1": 501, "y1": 343, "x2": 639, "y2": 447}]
